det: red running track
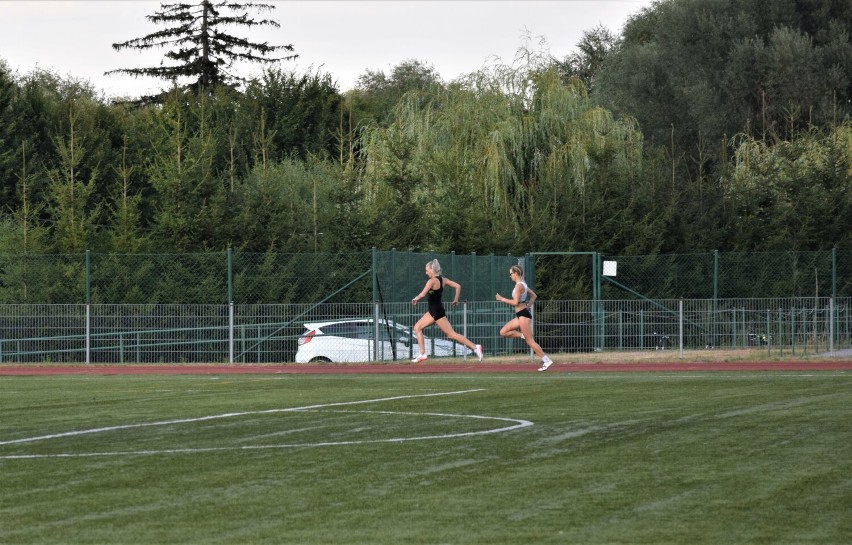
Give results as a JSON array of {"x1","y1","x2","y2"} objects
[{"x1": 2, "y1": 361, "x2": 852, "y2": 375}]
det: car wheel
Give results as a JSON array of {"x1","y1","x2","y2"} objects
[{"x1": 309, "y1": 356, "x2": 332, "y2": 363}]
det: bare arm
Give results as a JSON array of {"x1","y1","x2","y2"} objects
[
  {"x1": 412, "y1": 277, "x2": 439, "y2": 305},
  {"x1": 525, "y1": 286, "x2": 538, "y2": 306},
  {"x1": 442, "y1": 277, "x2": 462, "y2": 306},
  {"x1": 496, "y1": 282, "x2": 526, "y2": 305}
]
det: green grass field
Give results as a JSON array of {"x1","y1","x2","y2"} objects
[{"x1": 1, "y1": 371, "x2": 851, "y2": 544}]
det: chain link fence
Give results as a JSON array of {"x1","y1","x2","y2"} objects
[
  {"x1": 2, "y1": 249, "x2": 848, "y2": 305},
  {"x1": 0, "y1": 297, "x2": 848, "y2": 364},
  {"x1": 1, "y1": 249, "x2": 850, "y2": 364},
  {"x1": 597, "y1": 249, "x2": 850, "y2": 300},
  {"x1": 373, "y1": 250, "x2": 526, "y2": 303},
  {"x1": 0, "y1": 250, "x2": 526, "y2": 305}
]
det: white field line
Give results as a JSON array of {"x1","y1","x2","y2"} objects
[{"x1": 0, "y1": 389, "x2": 534, "y2": 459}]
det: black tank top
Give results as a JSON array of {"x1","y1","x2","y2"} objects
[{"x1": 427, "y1": 276, "x2": 444, "y2": 307}]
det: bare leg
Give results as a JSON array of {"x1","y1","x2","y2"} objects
[
  {"x1": 435, "y1": 317, "x2": 477, "y2": 351},
  {"x1": 517, "y1": 317, "x2": 546, "y2": 359},
  {"x1": 412, "y1": 312, "x2": 435, "y2": 355},
  {"x1": 500, "y1": 318, "x2": 524, "y2": 339}
]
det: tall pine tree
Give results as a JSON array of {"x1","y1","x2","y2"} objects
[{"x1": 107, "y1": 1, "x2": 296, "y2": 94}]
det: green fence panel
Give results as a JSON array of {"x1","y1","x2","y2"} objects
[
  {"x1": 373, "y1": 250, "x2": 524, "y2": 304},
  {"x1": 1, "y1": 249, "x2": 850, "y2": 305},
  {"x1": 0, "y1": 254, "x2": 86, "y2": 304}
]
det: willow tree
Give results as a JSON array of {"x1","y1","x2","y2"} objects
[
  {"x1": 107, "y1": 1, "x2": 296, "y2": 94},
  {"x1": 359, "y1": 61, "x2": 658, "y2": 251},
  {"x1": 357, "y1": 53, "x2": 676, "y2": 297}
]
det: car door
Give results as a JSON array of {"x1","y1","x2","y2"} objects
[
  {"x1": 347, "y1": 321, "x2": 376, "y2": 362},
  {"x1": 321, "y1": 322, "x2": 371, "y2": 362},
  {"x1": 372, "y1": 321, "x2": 409, "y2": 361},
  {"x1": 388, "y1": 322, "x2": 417, "y2": 361}
]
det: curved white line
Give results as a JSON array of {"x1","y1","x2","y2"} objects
[
  {"x1": 0, "y1": 389, "x2": 485, "y2": 446},
  {"x1": 0, "y1": 390, "x2": 534, "y2": 459}
]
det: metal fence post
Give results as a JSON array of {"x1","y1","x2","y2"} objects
[
  {"x1": 462, "y1": 300, "x2": 468, "y2": 360},
  {"x1": 229, "y1": 302, "x2": 234, "y2": 364},
  {"x1": 374, "y1": 301, "x2": 380, "y2": 362},
  {"x1": 831, "y1": 247, "x2": 837, "y2": 349},
  {"x1": 85, "y1": 250, "x2": 91, "y2": 364},
  {"x1": 594, "y1": 253, "x2": 603, "y2": 351},
  {"x1": 678, "y1": 299, "x2": 684, "y2": 357},
  {"x1": 830, "y1": 297, "x2": 835, "y2": 354},
  {"x1": 832, "y1": 247, "x2": 837, "y2": 300},
  {"x1": 713, "y1": 250, "x2": 719, "y2": 348},
  {"x1": 227, "y1": 247, "x2": 234, "y2": 364},
  {"x1": 227, "y1": 247, "x2": 233, "y2": 303},
  {"x1": 371, "y1": 247, "x2": 378, "y2": 303},
  {"x1": 766, "y1": 309, "x2": 771, "y2": 357},
  {"x1": 792, "y1": 305, "x2": 797, "y2": 356}
]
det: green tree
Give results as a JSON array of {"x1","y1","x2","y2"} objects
[
  {"x1": 241, "y1": 67, "x2": 341, "y2": 160},
  {"x1": 5, "y1": 68, "x2": 129, "y2": 251},
  {"x1": 358, "y1": 54, "x2": 665, "y2": 259},
  {"x1": 723, "y1": 122, "x2": 852, "y2": 251},
  {"x1": 106, "y1": 134, "x2": 147, "y2": 252},
  {"x1": 358, "y1": 102, "x2": 430, "y2": 251},
  {"x1": 352, "y1": 59, "x2": 444, "y2": 127},
  {"x1": 146, "y1": 89, "x2": 227, "y2": 250},
  {"x1": 591, "y1": 0, "x2": 851, "y2": 254},
  {"x1": 107, "y1": 1, "x2": 296, "y2": 95},
  {"x1": 47, "y1": 100, "x2": 101, "y2": 253},
  {"x1": 0, "y1": 61, "x2": 19, "y2": 205},
  {"x1": 556, "y1": 24, "x2": 618, "y2": 95},
  {"x1": 3, "y1": 69, "x2": 69, "y2": 217},
  {"x1": 324, "y1": 162, "x2": 371, "y2": 252},
  {"x1": 0, "y1": 137, "x2": 53, "y2": 303},
  {"x1": 596, "y1": 0, "x2": 851, "y2": 158},
  {"x1": 230, "y1": 156, "x2": 337, "y2": 252}
]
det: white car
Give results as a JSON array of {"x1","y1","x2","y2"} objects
[{"x1": 295, "y1": 318, "x2": 472, "y2": 363}]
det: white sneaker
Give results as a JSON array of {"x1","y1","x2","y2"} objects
[
  {"x1": 412, "y1": 353, "x2": 427, "y2": 363},
  {"x1": 474, "y1": 344, "x2": 483, "y2": 361},
  {"x1": 538, "y1": 356, "x2": 553, "y2": 372}
]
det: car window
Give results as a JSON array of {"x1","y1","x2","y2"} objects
[
  {"x1": 321, "y1": 323, "x2": 355, "y2": 337},
  {"x1": 352, "y1": 323, "x2": 374, "y2": 340},
  {"x1": 377, "y1": 323, "x2": 400, "y2": 342},
  {"x1": 321, "y1": 322, "x2": 374, "y2": 340}
]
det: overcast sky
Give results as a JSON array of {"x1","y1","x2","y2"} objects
[{"x1": 0, "y1": 0, "x2": 654, "y2": 99}]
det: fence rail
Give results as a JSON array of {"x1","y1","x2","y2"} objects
[{"x1": 0, "y1": 298, "x2": 848, "y2": 364}]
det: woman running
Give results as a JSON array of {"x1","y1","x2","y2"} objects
[
  {"x1": 411, "y1": 259, "x2": 483, "y2": 363},
  {"x1": 496, "y1": 265, "x2": 553, "y2": 371}
]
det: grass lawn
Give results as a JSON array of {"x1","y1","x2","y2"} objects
[{"x1": 1, "y1": 371, "x2": 850, "y2": 544}]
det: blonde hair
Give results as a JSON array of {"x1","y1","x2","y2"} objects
[
  {"x1": 427, "y1": 259, "x2": 442, "y2": 275},
  {"x1": 510, "y1": 265, "x2": 524, "y2": 277}
]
